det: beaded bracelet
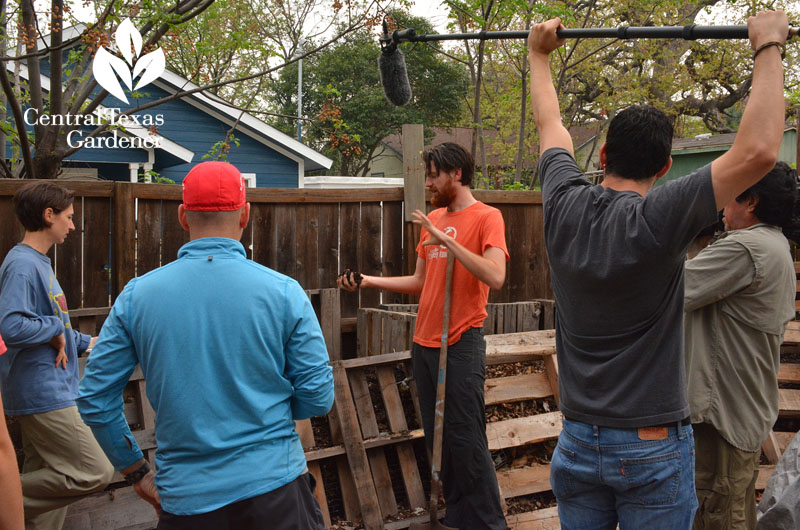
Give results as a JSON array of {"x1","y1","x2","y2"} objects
[{"x1": 753, "y1": 41, "x2": 786, "y2": 61}]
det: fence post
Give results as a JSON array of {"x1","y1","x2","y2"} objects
[
  {"x1": 402, "y1": 124, "x2": 425, "y2": 278},
  {"x1": 112, "y1": 182, "x2": 136, "y2": 299}
]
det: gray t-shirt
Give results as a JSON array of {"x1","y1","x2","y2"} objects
[{"x1": 540, "y1": 148, "x2": 717, "y2": 428}]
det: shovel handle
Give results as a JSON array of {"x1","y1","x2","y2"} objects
[{"x1": 427, "y1": 251, "x2": 456, "y2": 520}]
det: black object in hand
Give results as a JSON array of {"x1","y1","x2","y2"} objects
[{"x1": 339, "y1": 269, "x2": 363, "y2": 287}]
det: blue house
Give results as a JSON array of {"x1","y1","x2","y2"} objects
[{"x1": 13, "y1": 25, "x2": 331, "y2": 187}]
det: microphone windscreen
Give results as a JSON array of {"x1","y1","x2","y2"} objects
[{"x1": 379, "y1": 47, "x2": 412, "y2": 106}]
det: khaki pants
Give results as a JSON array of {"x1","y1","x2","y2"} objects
[
  {"x1": 17, "y1": 405, "x2": 114, "y2": 530},
  {"x1": 693, "y1": 422, "x2": 760, "y2": 530}
]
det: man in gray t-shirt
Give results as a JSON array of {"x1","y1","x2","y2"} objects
[{"x1": 528, "y1": 10, "x2": 789, "y2": 530}]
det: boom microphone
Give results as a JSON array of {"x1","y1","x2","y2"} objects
[{"x1": 379, "y1": 21, "x2": 412, "y2": 106}]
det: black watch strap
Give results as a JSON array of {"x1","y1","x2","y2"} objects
[{"x1": 124, "y1": 461, "x2": 151, "y2": 485}]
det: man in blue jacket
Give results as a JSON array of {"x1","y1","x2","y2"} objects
[
  {"x1": 78, "y1": 161, "x2": 334, "y2": 529},
  {"x1": 0, "y1": 181, "x2": 113, "y2": 529}
]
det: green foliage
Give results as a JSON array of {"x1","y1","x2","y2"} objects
[
  {"x1": 203, "y1": 133, "x2": 240, "y2": 161},
  {"x1": 139, "y1": 169, "x2": 175, "y2": 184},
  {"x1": 271, "y1": 10, "x2": 469, "y2": 176}
]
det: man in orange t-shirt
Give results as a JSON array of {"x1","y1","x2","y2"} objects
[{"x1": 338, "y1": 142, "x2": 509, "y2": 529}]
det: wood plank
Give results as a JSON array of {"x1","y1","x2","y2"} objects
[
  {"x1": 339, "y1": 338, "x2": 557, "y2": 370},
  {"x1": 331, "y1": 362, "x2": 384, "y2": 530},
  {"x1": 762, "y1": 431, "x2": 782, "y2": 465},
  {"x1": 349, "y1": 364, "x2": 398, "y2": 516},
  {"x1": 473, "y1": 189, "x2": 544, "y2": 205},
  {"x1": 496, "y1": 464, "x2": 552, "y2": 499},
  {"x1": 325, "y1": 400, "x2": 362, "y2": 522},
  {"x1": 543, "y1": 354, "x2": 560, "y2": 406},
  {"x1": 485, "y1": 373, "x2": 554, "y2": 405},
  {"x1": 55, "y1": 195, "x2": 82, "y2": 308},
  {"x1": 295, "y1": 204, "x2": 319, "y2": 288},
  {"x1": 381, "y1": 201, "x2": 405, "y2": 305},
  {"x1": 774, "y1": 431, "x2": 796, "y2": 453},
  {"x1": 779, "y1": 388, "x2": 800, "y2": 417},
  {"x1": 785, "y1": 321, "x2": 800, "y2": 345},
  {"x1": 294, "y1": 419, "x2": 330, "y2": 527},
  {"x1": 0, "y1": 179, "x2": 115, "y2": 197},
  {"x1": 159, "y1": 200, "x2": 187, "y2": 267},
  {"x1": 378, "y1": 324, "x2": 426, "y2": 510},
  {"x1": 402, "y1": 124, "x2": 425, "y2": 220},
  {"x1": 83, "y1": 198, "x2": 112, "y2": 307},
  {"x1": 359, "y1": 202, "x2": 382, "y2": 309},
  {"x1": 319, "y1": 289, "x2": 341, "y2": 361},
  {"x1": 112, "y1": 183, "x2": 136, "y2": 299},
  {"x1": 135, "y1": 199, "x2": 162, "y2": 277},
  {"x1": 506, "y1": 507, "x2": 561, "y2": 530},
  {"x1": 757, "y1": 465, "x2": 776, "y2": 491},
  {"x1": 486, "y1": 412, "x2": 563, "y2": 451},
  {"x1": 251, "y1": 203, "x2": 277, "y2": 270},
  {"x1": 274, "y1": 203, "x2": 297, "y2": 279},
  {"x1": 778, "y1": 363, "x2": 800, "y2": 384},
  {"x1": 316, "y1": 203, "x2": 339, "y2": 291},
  {"x1": 0, "y1": 196, "x2": 23, "y2": 263},
  {"x1": 339, "y1": 203, "x2": 360, "y2": 319},
  {"x1": 126, "y1": 182, "x2": 405, "y2": 203}
]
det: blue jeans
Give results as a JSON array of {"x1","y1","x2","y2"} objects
[{"x1": 551, "y1": 418, "x2": 697, "y2": 530}]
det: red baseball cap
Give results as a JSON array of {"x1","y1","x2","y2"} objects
[{"x1": 182, "y1": 161, "x2": 246, "y2": 211}]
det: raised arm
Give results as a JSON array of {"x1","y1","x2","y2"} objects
[
  {"x1": 528, "y1": 18, "x2": 574, "y2": 156},
  {"x1": 710, "y1": 10, "x2": 788, "y2": 209}
]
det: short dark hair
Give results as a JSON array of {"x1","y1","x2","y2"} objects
[
  {"x1": 605, "y1": 105, "x2": 674, "y2": 181},
  {"x1": 14, "y1": 181, "x2": 74, "y2": 231},
  {"x1": 736, "y1": 161, "x2": 797, "y2": 228},
  {"x1": 422, "y1": 142, "x2": 474, "y2": 187}
]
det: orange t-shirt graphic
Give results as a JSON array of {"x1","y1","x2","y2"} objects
[{"x1": 414, "y1": 202, "x2": 509, "y2": 347}]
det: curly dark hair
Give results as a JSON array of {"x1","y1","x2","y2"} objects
[{"x1": 736, "y1": 161, "x2": 797, "y2": 229}]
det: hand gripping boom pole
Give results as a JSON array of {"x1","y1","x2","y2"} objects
[
  {"x1": 381, "y1": 24, "x2": 799, "y2": 45},
  {"x1": 377, "y1": 22, "x2": 798, "y2": 106}
]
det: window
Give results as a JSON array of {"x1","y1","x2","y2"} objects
[{"x1": 241, "y1": 173, "x2": 256, "y2": 188}]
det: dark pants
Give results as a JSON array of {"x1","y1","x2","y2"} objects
[
  {"x1": 412, "y1": 327, "x2": 507, "y2": 530},
  {"x1": 156, "y1": 473, "x2": 325, "y2": 530},
  {"x1": 693, "y1": 422, "x2": 759, "y2": 530}
]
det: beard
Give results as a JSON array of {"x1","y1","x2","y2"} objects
[{"x1": 431, "y1": 178, "x2": 457, "y2": 208}]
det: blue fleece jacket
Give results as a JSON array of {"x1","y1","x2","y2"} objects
[
  {"x1": 77, "y1": 238, "x2": 334, "y2": 515},
  {"x1": 0, "y1": 244, "x2": 90, "y2": 415}
]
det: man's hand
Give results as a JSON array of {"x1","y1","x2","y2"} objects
[
  {"x1": 133, "y1": 470, "x2": 161, "y2": 517},
  {"x1": 49, "y1": 333, "x2": 67, "y2": 369},
  {"x1": 528, "y1": 17, "x2": 566, "y2": 57},
  {"x1": 337, "y1": 269, "x2": 363, "y2": 292},
  {"x1": 747, "y1": 10, "x2": 788, "y2": 51},
  {"x1": 88, "y1": 336, "x2": 98, "y2": 352},
  {"x1": 412, "y1": 210, "x2": 451, "y2": 247}
]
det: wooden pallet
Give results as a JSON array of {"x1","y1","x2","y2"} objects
[{"x1": 337, "y1": 302, "x2": 560, "y2": 528}]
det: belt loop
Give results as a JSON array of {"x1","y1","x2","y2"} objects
[
  {"x1": 593, "y1": 424, "x2": 599, "y2": 439},
  {"x1": 676, "y1": 421, "x2": 683, "y2": 440}
]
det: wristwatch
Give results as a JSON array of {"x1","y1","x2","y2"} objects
[{"x1": 124, "y1": 461, "x2": 151, "y2": 485}]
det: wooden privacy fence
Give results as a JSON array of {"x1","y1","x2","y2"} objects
[{"x1": 0, "y1": 179, "x2": 552, "y2": 318}]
